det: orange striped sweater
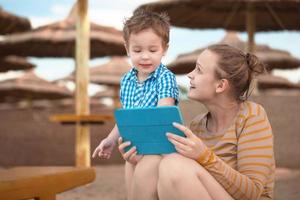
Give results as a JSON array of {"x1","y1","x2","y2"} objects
[{"x1": 190, "y1": 101, "x2": 275, "y2": 200}]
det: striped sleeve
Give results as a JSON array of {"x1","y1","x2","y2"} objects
[{"x1": 198, "y1": 103, "x2": 274, "y2": 200}]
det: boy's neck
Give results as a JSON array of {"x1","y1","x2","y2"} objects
[{"x1": 137, "y1": 72, "x2": 149, "y2": 83}]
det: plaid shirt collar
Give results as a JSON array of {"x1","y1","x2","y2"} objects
[{"x1": 124, "y1": 63, "x2": 164, "y2": 82}]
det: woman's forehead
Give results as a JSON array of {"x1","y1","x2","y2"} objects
[{"x1": 197, "y1": 50, "x2": 218, "y2": 71}]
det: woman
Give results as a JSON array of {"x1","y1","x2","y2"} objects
[{"x1": 118, "y1": 44, "x2": 275, "y2": 200}]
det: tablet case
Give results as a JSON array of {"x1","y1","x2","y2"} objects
[{"x1": 114, "y1": 106, "x2": 184, "y2": 155}]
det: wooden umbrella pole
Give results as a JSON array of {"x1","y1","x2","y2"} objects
[
  {"x1": 246, "y1": 3, "x2": 255, "y2": 53},
  {"x1": 75, "y1": 0, "x2": 90, "y2": 167}
]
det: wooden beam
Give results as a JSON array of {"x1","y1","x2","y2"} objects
[
  {"x1": 246, "y1": 3, "x2": 255, "y2": 53},
  {"x1": 50, "y1": 114, "x2": 114, "y2": 124},
  {"x1": 75, "y1": 0, "x2": 90, "y2": 167}
]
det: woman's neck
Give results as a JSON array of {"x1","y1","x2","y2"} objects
[{"x1": 205, "y1": 100, "x2": 240, "y2": 134}]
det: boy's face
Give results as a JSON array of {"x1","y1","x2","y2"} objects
[{"x1": 126, "y1": 28, "x2": 167, "y2": 79}]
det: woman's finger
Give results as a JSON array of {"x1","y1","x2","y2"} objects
[
  {"x1": 167, "y1": 132, "x2": 190, "y2": 145},
  {"x1": 123, "y1": 146, "x2": 136, "y2": 160},
  {"x1": 128, "y1": 151, "x2": 138, "y2": 163},
  {"x1": 118, "y1": 137, "x2": 123, "y2": 145},
  {"x1": 168, "y1": 137, "x2": 190, "y2": 151},
  {"x1": 172, "y1": 122, "x2": 194, "y2": 138},
  {"x1": 118, "y1": 141, "x2": 131, "y2": 154}
]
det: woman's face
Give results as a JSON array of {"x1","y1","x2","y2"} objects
[{"x1": 187, "y1": 49, "x2": 220, "y2": 102}]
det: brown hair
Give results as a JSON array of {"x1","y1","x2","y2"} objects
[
  {"x1": 207, "y1": 44, "x2": 266, "y2": 101},
  {"x1": 123, "y1": 9, "x2": 170, "y2": 48}
]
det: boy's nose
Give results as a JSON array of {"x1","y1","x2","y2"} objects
[{"x1": 141, "y1": 52, "x2": 150, "y2": 59}]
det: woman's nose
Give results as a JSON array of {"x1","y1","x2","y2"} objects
[{"x1": 187, "y1": 71, "x2": 194, "y2": 79}]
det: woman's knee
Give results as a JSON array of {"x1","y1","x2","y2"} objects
[
  {"x1": 158, "y1": 154, "x2": 192, "y2": 185},
  {"x1": 133, "y1": 155, "x2": 162, "y2": 184}
]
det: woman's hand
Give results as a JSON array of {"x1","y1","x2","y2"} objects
[
  {"x1": 118, "y1": 137, "x2": 143, "y2": 165},
  {"x1": 167, "y1": 122, "x2": 208, "y2": 160}
]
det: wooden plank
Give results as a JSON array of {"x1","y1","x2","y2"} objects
[
  {"x1": 50, "y1": 114, "x2": 114, "y2": 124},
  {"x1": 0, "y1": 166, "x2": 96, "y2": 200}
]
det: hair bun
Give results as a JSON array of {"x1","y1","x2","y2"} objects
[{"x1": 245, "y1": 52, "x2": 266, "y2": 76}]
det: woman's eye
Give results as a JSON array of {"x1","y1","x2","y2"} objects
[
  {"x1": 196, "y1": 67, "x2": 202, "y2": 73},
  {"x1": 133, "y1": 50, "x2": 141, "y2": 53}
]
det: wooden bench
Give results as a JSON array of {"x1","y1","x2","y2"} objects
[{"x1": 0, "y1": 166, "x2": 96, "y2": 200}]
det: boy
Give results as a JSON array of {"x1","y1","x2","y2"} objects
[{"x1": 92, "y1": 10, "x2": 179, "y2": 159}]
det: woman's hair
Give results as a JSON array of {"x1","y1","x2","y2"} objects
[
  {"x1": 207, "y1": 44, "x2": 266, "y2": 101},
  {"x1": 123, "y1": 9, "x2": 170, "y2": 48}
]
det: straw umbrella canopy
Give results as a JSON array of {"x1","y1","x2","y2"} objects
[
  {"x1": 168, "y1": 32, "x2": 300, "y2": 74},
  {"x1": 0, "y1": 56, "x2": 35, "y2": 72},
  {"x1": 0, "y1": 7, "x2": 31, "y2": 35},
  {"x1": 92, "y1": 89, "x2": 116, "y2": 99},
  {"x1": 65, "y1": 56, "x2": 131, "y2": 107},
  {"x1": 65, "y1": 56, "x2": 131, "y2": 86},
  {"x1": 89, "y1": 57, "x2": 131, "y2": 86},
  {"x1": 0, "y1": 4, "x2": 126, "y2": 58},
  {"x1": 257, "y1": 74, "x2": 300, "y2": 90},
  {"x1": 0, "y1": 70, "x2": 72, "y2": 103},
  {"x1": 137, "y1": 0, "x2": 300, "y2": 52}
]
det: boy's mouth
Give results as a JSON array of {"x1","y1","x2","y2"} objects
[{"x1": 139, "y1": 64, "x2": 152, "y2": 68}]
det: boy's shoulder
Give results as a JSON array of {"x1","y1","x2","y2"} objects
[
  {"x1": 155, "y1": 64, "x2": 176, "y2": 79},
  {"x1": 121, "y1": 68, "x2": 135, "y2": 82}
]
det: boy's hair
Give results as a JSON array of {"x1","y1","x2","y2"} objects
[{"x1": 123, "y1": 9, "x2": 170, "y2": 47}]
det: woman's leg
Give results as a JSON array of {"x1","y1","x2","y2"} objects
[
  {"x1": 158, "y1": 153, "x2": 234, "y2": 200},
  {"x1": 129, "y1": 155, "x2": 162, "y2": 200}
]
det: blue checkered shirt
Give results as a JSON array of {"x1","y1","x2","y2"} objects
[{"x1": 120, "y1": 64, "x2": 179, "y2": 108}]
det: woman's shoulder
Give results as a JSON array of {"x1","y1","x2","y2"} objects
[
  {"x1": 240, "y1": 100, "x2": 267, "y2": 118},
  {"x1": 189, "y1": 112, "x2": 208, "y2": 132}
]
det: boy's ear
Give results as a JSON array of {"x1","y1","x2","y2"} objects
[
  {"x1": 163, "y1": 44, "x2": 169, "y2": 56},
  {"x1": 124, "y1": 43, "x2": 130, "y2": 56},
  {"x1": 216, "y1": 79, "x2": 229, "y2": 93}
]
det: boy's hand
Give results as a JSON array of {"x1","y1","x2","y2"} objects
[
  {"x1": 118, "y1": 137, "x2": 143, "y2": 165},
  {"x1": 92, "y1": 137, "x2": 116, "y2": 159}
]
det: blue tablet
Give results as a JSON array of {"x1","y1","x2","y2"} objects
[{"x1": 114, "y1": 106, "x2": 184, "y2": 155}]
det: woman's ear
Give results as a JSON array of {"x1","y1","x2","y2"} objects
[{"x1": 216, "y1": 79, "x2": 229, "y2": 93}]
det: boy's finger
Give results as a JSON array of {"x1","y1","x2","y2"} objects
[{"x1": 92, "y1": 148, "x2": 99, "y2": 158}]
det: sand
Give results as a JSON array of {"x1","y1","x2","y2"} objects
[{"x1": 57, "y1": 165, "x2": 300, "y2": 200}]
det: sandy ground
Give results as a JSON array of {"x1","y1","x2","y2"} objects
[{"x1": 57, "y1": 165, "x2": 300, "y2": 200}]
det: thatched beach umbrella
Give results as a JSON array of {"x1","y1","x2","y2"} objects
[
  {"x1": 89, "y1": 57, "x2": 131, "y2": 86},
  {"x1": 0, "y1": 70, "x2": 72, "y2": 103},
  {"x1": 66, "y1": 56, "x2": 131, "y2": 107},
  {"x1": 0, "y1": 4, "x2": 126, "y2": 58},
  {"x1": 92, "y1": 89, "x2": 116, "y2": 99},
  {"x1": 0, "y1": 56, "x2": 35, "y2": 72},
  {"x1": 137, "y1": 0, "x2": 300, "y2": 52},
  {"x1": 0, "y1": 7, "x2": 31, "y2": 35},
  {"x1": 65, "y1": 56, "x2": 131, "y2": 86},
  {"x1": 168, "y1": 32, "x2": 300, "y2": 74},
  {"x1": 257, "y1": 74, "x2": 300, "y2": 90}
]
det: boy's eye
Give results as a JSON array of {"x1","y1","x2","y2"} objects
[
  {"x1": 133, "y1": 50, "x2": 141, "y2": 53},
  {"x1": 150, "y1": 49, "x2": 157, "y2": 52}
]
